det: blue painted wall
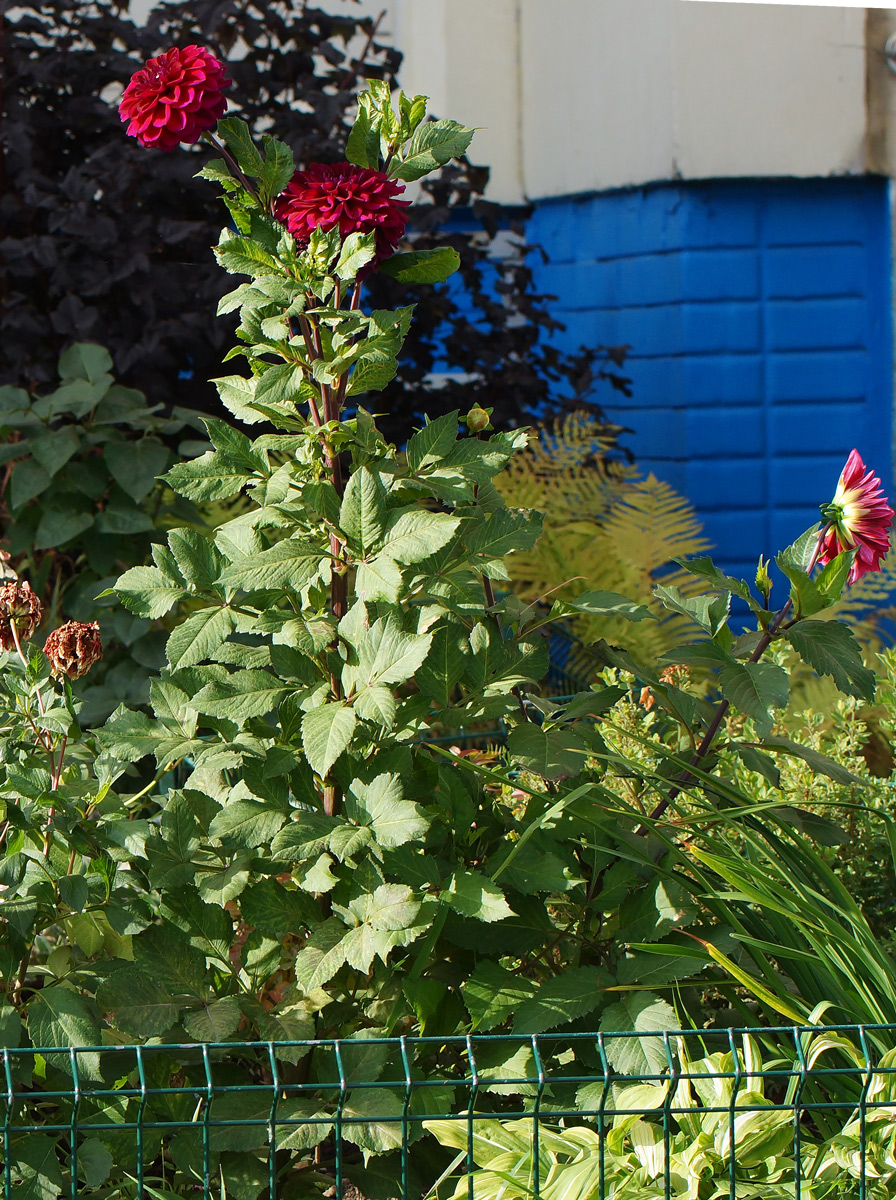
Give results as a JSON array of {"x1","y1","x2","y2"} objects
[{"x1": 527, "y1": 177, "x2": 894, "y2": 580}]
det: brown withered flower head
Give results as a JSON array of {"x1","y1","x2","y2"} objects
[
  {"x1": 44, "y1": 621, "x2": 103, "y2": 680},
  {"x1": 0, "y1": 581, "x2": 42, "y2": 650}
]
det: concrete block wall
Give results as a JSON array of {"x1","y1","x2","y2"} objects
[{"x1": 527, "y1": 177, "x2": 894, "y2": 580}]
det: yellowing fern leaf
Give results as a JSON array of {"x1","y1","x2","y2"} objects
[{"x1": 498, "y1": 414, "x2": 710, "y2": 657}]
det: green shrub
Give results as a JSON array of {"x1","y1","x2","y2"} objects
[{"x1": 0, "y1": 345, "x2": 205, "y2": 722}]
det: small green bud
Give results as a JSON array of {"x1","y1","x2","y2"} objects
[
  {"x1": 755, "y1": 556, "x2": 772, "y2": 602},
  {"x1": 465, "y1": 405, "x2": 492, "y2": 434}
]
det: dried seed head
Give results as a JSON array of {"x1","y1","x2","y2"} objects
[
  {"x1": 0, "y1": 581, "x2": 42, "y2": 649},
  {"x1": 44, "y1": 621, "x2": 103, "y2": 679}
]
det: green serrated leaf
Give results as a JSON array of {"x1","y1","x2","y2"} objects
[
  {"x1": 718, "y1": 659, "x2": 789, "y2": 737},
  {"x1": 466, "y1": 508, "x2": 542, "y2": 559},
  {"x1": 779, "y1": 525, "x2": 823, "y2": 572},
  {"x1": 207, "y1": 800, "x2": 287, "y2": 849},
  {"x1": 217, "y1": 117, "x2": 265, "y2": 176},
  {"x1": 340, "y1": 465, "x2": 388, "y2": 555},
  {"x1": 775, "y1": 547, "x2": 830, "y2": 618},
  {"x1": 239, "y1": 879, "x2": 314, "y2": 938},
  {"x1": 406, "y1": 412, "x2": 459, "y2": 472},
  {"x1": 335, "y1": 231, "x2": 377, "y2": 281},
  {"x1": 166, "y1": 607, "x2": 235, "y2": 670},
  {"x1": 345, "y1": 774, "x2": 429, "y2": 849},
  {"x1": 444, "y1": 871, "x2": 513, "y2": 922},
  {"x1": 259, "y1": 134, "x2": 295, "y2": 201},
  {"x1": 379, "y1": 510, "x2": 459, "y2": 564},
  {"x1": 513, "y1": 967, "x2": 606, "y2": 1035},
  {"x1": 194, "y1": 670, "x2": 290, "y2": 723},
  {"x1": 785, "y1": 619, "x2": 876, "y2": 700},
  {"x1": 355, "y1": 554, "x2": 403, "y2": 603},
  {"x1": 302, "y1": 702, "x2": 356, "y2": 777},
  {"x1": 343, "y1": 1088, "x2": 405, "y2": 1152},
  {"x1": 182, "y1": 996, "x2": 241, "y2": 1042},
  {"x1": 134, "y1": 924, "x2": 209, "y2": 997},
  {"x1": 463, "y1": 962, "x2": 537, "y2": 1032},
  {"x1": 567, "y1": 590, "x2": 655, "y2": 622},
  {"x1": 164, "y1": 452, "x2": 251, "y2": 501},
  {"x1": 600, "y1": 992, "x2": 679, "y2": 1075},
  {"x1": 389, "y1": 119, "x2": 475, "y2": 181},
  {"x1": 29, "y1": 985, "x2": 102, "y2": 1049},
  {"x1": 507, "y1": 724, "x2": 589, "y2": 780},
  {"x1": 219, "y1": 540, "x2": 323, "y2": 592},
  {"x1": 293, "y1": 918, "x2": 348, "y2": 990},
  {"x1": 655, "y1": 584, "x2": 730, "y2": 634},
  {"x1": 215, "y1": 235, "x2": 280, "y2": 278},
  {"x1": 355, "y1": 615, "x2": 433, "y2": 690},
  {"x1": 114, "y1": 564, "x2": 188, "y2": 619}
]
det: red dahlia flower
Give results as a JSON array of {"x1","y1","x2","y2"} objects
[
  {"x1": 275, "y1": 163, "x2": 411, "y2": 267},
  {"x1": 119, "y1": 45, "x2": 231, "y2": 151},
  {"x1": 818, "y1": 449, "x2": 893, "y2": 583}
]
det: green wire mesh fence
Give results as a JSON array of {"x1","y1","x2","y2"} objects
[{"x1": 4, "y1": 1025, "x2": 896, "y2": 1199}]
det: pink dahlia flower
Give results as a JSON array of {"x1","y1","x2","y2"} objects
[
  {"x1": 818, "y1": 449, "x2": 894, "y2": 583},
  {"x1": 275, "y1": 163, "x2": 411, "y2": 267},
  {"x1": 119, "y1": 45, "x2": 231, "y2": 151}
]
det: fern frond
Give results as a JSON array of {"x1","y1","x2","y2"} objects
[{"x1": 498, "y1": 415, "x2": 710, "y2": 660}]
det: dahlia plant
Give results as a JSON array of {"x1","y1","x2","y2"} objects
[{"x1": 0, "y1": 45, "x2": 894, "y2": 1200}]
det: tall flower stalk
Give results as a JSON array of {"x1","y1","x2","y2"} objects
[{"x1": 646, "y1": 449, "x2": 892, "y2": 824}]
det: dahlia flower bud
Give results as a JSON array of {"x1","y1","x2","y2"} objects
[
  {"x1": 119, "y1": 45, "x2": 231, "y2": 152},
  {"x1": 465, "y1": 405, "x2": 492, "y2": 434},
  {"x1": 0, "y1": 582, "x2": 42, "y2": 650},
  {"x1": 818, "y1": 450, "x2": 894, "y2": 584},
  {"x1": 275, "y1": 163, "x2": 411, "y2": 268},
  {"x1": 44, "y1": 622, "x2": 103, "y2": 680}
]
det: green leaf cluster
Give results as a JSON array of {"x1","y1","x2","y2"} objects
[{"x1": 0, "y1": 344, "x2": 206, "y2": 722}]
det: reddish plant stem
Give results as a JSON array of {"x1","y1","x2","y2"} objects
[
  {"x1": 308, "y1": 286, "x2": 359, "y2": 816},
  {"x1": 640, "y1": 532, "x2": 827, "y2": 830},
  {"x1": 202, "y1": 131, "x2": 268, "y2": 211},
  {"x1": 51, "y1": 736, "x2": 67, "y2": 791}
]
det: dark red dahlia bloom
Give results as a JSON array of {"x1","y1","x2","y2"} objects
[
  {"x1": 275, "y1": 163, "x2": 411, "y2": 266},
  {"x1": 818, "y1": 449, "x2": 894, "y2": 583},
  {"x1": 119, "y1": 45, "x2": 231, "y2": 152}
]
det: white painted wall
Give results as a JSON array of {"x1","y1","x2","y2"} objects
[{"x1": 391, "y1": 0, "x2": 895, "y2": 203}]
